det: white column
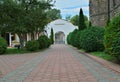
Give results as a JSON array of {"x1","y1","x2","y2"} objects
[
  {"x1": 26, "y1": 34, "x2": 28, "y2": 41},
  {"x1": 9, "y1": 33, "x2": 12, "y2": 47}
]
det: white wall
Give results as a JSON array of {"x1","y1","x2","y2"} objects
[{"x1": 46, "y1": 19, "x2": 77, "y2": 44}]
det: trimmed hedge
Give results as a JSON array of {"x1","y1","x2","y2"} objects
[
  {"x1": 0, "y1": 37, "x2": 7, "y2": 54},
  {"x1": 26, "y1": 40, "x2": 39, "y2": 51},
  {"x1": 104, "y1": 14, "x2": 120, "y2": 60},
  {"x1": 74, "y1": 31, "x2": 81, "y2": 49},
  {"x1": 69, "y1": 29, "x2": 78, "y2": 46},
  {"x1": 67, "y1": 32, "x2": 72, "y2": 45},
  {"x1": 79, "y1": 26, "x2": 105, "y2": 52},
  {"x1": 38, "y1": 35, "x2": 51, "y2": 49}
]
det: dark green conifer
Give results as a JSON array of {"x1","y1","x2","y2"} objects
[{"x1": 78, "y1": 8, "x2": 87, "y2": 30}]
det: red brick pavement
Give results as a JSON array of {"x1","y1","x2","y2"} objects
[
  {"x1": 24, "y1": 45, "x2": 97, "y2": 82},
  {"x1": 0, "y1": 53, "x2": 39, "y2": 77},
  {"x1": 1, "y1": 44, "x2": 120, "y2": 82}
]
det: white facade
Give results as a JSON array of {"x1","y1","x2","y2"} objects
[{"x1": 46, "y1": 19, "x2": 77, "y2": 44}]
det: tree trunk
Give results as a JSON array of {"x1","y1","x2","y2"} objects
[
  {"x1": 31, "y1": 32, "x2": 34, "y2": 40},
  {"x1": 17, "y1": 33, "x2": 24, "y2": 49}
]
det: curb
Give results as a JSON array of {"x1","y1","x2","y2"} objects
[{"x1": 71, "y1": 46, "x2": 120, "y2": 75}]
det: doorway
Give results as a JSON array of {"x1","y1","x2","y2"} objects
[{"x1": 55, "y1": 31, "x2": 65, "y2": 44}]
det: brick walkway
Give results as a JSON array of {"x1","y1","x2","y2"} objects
[{"x1": 0, "y1": 44, "x2": 120, "y2": 82}]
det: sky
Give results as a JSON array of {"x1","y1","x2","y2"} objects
[{"x1": 53, "y1": 0, "x2": 89, "y2": 19}]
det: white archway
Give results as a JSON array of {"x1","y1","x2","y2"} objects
[
  {"x1": 46, "y1": 19, "x2": 77, "y2": 44},
  {"x1": 55, "y1": 31, "x2": 65, "y2": 44}
]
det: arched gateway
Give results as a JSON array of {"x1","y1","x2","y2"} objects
[{"x1": 46, "y1": 19, "x2": 77, "y2": 44}]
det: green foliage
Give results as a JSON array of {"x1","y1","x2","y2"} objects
[
  {"x1": 67, "y1": 32, "x2": 72, "y2": 44},
  {"x1": 89, "y1": 21, "x2": 92, "y2": 27},
  {"x1": 70, "y1": 15, "x2": 79, "y2": 26},
  {"x1": 70, "y1": 29, "x2": 78, "y2": 47},
  {"x1": 0, "y1": 0, "x2": 53, "y2": 48},
  {"x1": 38, "y1": 35, "x2": 51, "y2": 49},
  {"x1": 26, "y1": 40, "x2": 39, "y2": 51},
  {"x1": 79, "y1": 26, "x2": 105, "y2": 52},
  {"x1": 104, "y1": 14, "x2": 120, "y2": 60},
  {"x1": 74, "y1": 31, "x2": 81, "y2": 49},
  {"x1": 50, "y1": 28, "x2": 54, "y2": 44},
  {"x1": 78, "y1": 8, "x2": 87, "y2": 30},
  {"x1": 70, "y1": 14, "x2": 88, "y2": 26},
  {"x1": 46, "y1": 8, "x2": 62, "y2": 21},
  {"x1": 5, "y1": 48, "x2": 30, "y2": 54},
  {"x1": 91, "y1": 52, "x2": 115, "y2": 61},
  {"x1": 0, "y1": 37, "x2": 7, "y2": 54},
  {"x1": 65, "y1": 15, "x2": 71, "y2": 21}
]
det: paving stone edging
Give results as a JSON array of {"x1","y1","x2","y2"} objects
[{"x1": 71, "y1": 46, "x2": 120, "y2": 75}]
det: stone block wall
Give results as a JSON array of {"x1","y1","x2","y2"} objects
[{"x1": 89, "y1": 0, "x2": 120, "y2": 27}]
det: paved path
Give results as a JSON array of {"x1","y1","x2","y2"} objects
[{"x1": 0, "y1": 44, "x2": 120, "y2": 82}]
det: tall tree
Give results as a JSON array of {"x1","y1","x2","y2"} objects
[
  {"x1": 50, "y1": 28, "x2": 54, "y2": 44},
  {"x1": 70, "y1": 14, "x2": 88, "y2": 26},
  {"x1": 46, "y1": 8, "x2": 62, "y2": 21},
  {"x1": 89, "y1": 21, "x2": 92, "y2": 27},
  {"x1": 78, "y1": 8, "x2": 87, "y2": 30},
  {"x1": 65, "y1": 15, "x2": 71, "y2": 21},
  {"x1": 70, "y1": 15, "x2": 79, "y2": 26},
  {"x1": 0, "y1": 0, "x2": 53, "y2": 48}
]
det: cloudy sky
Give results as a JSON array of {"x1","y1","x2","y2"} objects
[{"x1": 53, "y1": 0, "x2": 89, "y2": 19}]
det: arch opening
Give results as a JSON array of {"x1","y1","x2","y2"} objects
[{"x1": 55, "y1": 31, "x2": 65, "y2": 44}]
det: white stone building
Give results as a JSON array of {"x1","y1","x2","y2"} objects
[{"x1": 46, "y1": 19, "x2": 77, "y2": 44}]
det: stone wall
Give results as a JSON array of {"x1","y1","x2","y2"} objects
[
  {"x1": 89, "y1": 0, "x2": 120, "y2": 27},
  {"x1": 109, "y1": 0, "x2": 120, "y2": 19}
]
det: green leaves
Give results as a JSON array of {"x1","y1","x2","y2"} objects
[
  {"x1": 78, "y1": 8, "x2": 87, "y2": 30},
  {"x1": 46, "y1": 8, "x2": 62, "y2": 21},
  {"x1": 0, "y1": 37, "x2": 7, "y2": 54},
  {"x1": 50, "y1": 28, "x2": 54, "y2": 44},
  {"x1": 104, "y1": 14, "x2": 120, "y2": 60},
  {"x1": 67, "y1": 26, "x2": 105, "y2": 52}
]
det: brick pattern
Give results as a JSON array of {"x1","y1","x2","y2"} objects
[
  {"x1": 24, "y1": 45, "x2": 97, "y2": 82},
  {"x1": 0, "y1": 44, "x2": 120, "y2": 82},
  {"x1": 68, "y1": 45, "x2": 120, "y2": 82},
  {"x1": 0, "y1": 53, "x2": 39, "y2": 77}
]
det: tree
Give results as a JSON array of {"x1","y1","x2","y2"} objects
[
  {"x1": 89, "y1": 21, "x2": 92, "y2": 27},
  {"x1": 104, "y1": 14, "x2": 120, "y2": 60},
  {"x1": 0, "y1": 0, "x2": 15, "y2": 35},
  {"x1": 0, "y1": 0, "x2": 53, "y2": 48},
  {"x1": 78, "y1": 8, "x2": 87, "y2": 30},
  {"x1": 70, "y1": 15, "x2": 79, "y2": 26},
  {"x1": 65, "y1": 15, "x2": 71, "y2": 21},
  {"x1": 50, "y1": 28, "x2": 54, "y2": 44},
  {"x1": 70, "y1": 14, "x2": 88, "y2": 26},
  {"x1": 46, "y1": 8, "x2": 62, "y2": 21}
]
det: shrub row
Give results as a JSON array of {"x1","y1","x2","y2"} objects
[
  {"x1": 0, "y1": 37, "x2": 7, "y2": 54},
  {"x1": 26, "y1": 35, "x2": 51, "y2": 51},
  {"x1": 104, "y1": 14, "x2": 120, "y2": 60},
  {"x1": 67, "y1": 26, "x2": 105, "y2": 52},
  {"x1": 68, "y1": 13, "x2": 120, "y2": 61}
]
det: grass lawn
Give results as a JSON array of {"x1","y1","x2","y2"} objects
[
  {"x1": 5, "y1": 48, "x2": 46, "y2": 54},
  {"x1": 90, "y1": 52, "x2": 115, "y2": 61},
  {"x1": 5, "y1": 48, "x2": 30, "y2": 54}
]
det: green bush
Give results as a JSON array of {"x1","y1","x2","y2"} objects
[
  {"x1": 67, "y1": 29, "x2": 78, "y2": 47},
  {"x1": 79, "y1": 26, "x2": 105, "y2": 52},
  {"x1": 104, "y1": 14, "x2": 120, "y2": 60},
  {"x1": 75, "y1": 31, "x2": 81, "y2": 49},
  {"x1": 38, "y1": 35, "x2": 51, "y2": 49},
  {"x1": 70, "y1": 29, "x2": 78, "y2": 47},
  {"x1": 0, "y1": 37, "x2": 7, "y2": 54},
  {"x1": 67, "y1": 32, "x2": 72, "y2": 44},
  {"x1": 26, "y1": 40, "x2": 39, "y2": 51}
]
